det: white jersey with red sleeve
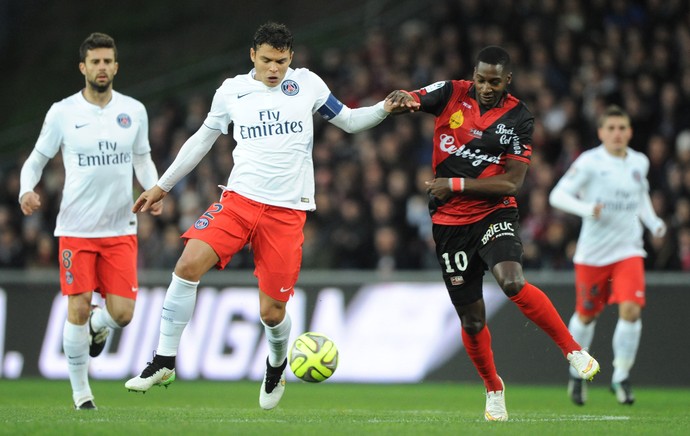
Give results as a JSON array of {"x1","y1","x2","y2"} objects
[
  {"x1": 33, "y1": 90, "x2": 151, "y2": 237},
  {"x1": 549, "y1": 144, "x2": 664, "y2": 266},
  {"x1": 203, "y1": 67, "x2": 337, "y2": 211}
]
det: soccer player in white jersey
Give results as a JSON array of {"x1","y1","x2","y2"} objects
[
  {"x1": 124, "y1": 22, "x2": 398, "y2": 409},
  {"x1": 18, "y1": 33, "x2": 161, "y2": 410},
  {"x1": 549, "y1": 105, "x2": 666, "y2": 406}
]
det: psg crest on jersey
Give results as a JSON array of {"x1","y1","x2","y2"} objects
[
  {"x1": 281, "y1": 80, "x2": 299, "y2": 96},
  {"x1": 117, "y1": 113, "x2": 132, "y2": 128},
  {"x1": 194, "y1": 218, "x2": 209, "y2": 230}
]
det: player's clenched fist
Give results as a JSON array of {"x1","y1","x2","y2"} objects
[{"x1": 19, "y1": 192, "x2": 41, "y2": 216}]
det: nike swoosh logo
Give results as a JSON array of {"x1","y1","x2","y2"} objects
[
  {"x1": 75, "y1": 123, "x2": 89, "y2": 129},
  {"x1": 279, "y1": 287, "x2": 293, "y2": 293},
  {"x1": 237, "y1": 92, "x2": 252, "y2": 99},
  {"x1": 131, "y1": 287, "x2": 139, "y2": 292}
]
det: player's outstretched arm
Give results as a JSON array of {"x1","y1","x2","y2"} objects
[{"x1": 132, "y1": 185, "x2": 167, "y2": 213}]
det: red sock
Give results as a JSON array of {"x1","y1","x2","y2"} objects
[
  {"x1": 462, "y1": 325, "x2": 503, "y2": 392},
  {"x1": 510, "y1": 282, "x2": 581, "y2": 356}
]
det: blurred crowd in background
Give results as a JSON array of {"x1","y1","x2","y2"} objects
[{"x1": 1, "y1": 0, "x2": 690, "y2": 273}]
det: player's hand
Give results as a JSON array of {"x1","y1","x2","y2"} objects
[
  {"x1": 133, "y1": 185, "x2": 167, "y2": 213},
  {"x1": 653, "y1": 221, "x2": 667, "y2": 238},
  {"x1": 385, "y1": 90, "x2": 420, "y2": 113},
  {"x1": 148, "y1": 199, "x2": 164, "y2": 217},
  {"x1": 592, "y1": 203, "x2": 604, "y2": 219},
  {"x1": 425, "y1": 178, "x2": 453, "y2": 201},
  {"x1": 19, "y1": 191, "x2": 41, "y2": 216}
]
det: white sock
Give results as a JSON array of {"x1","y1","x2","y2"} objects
[
  {"x1": 612, "y1": 318, "x2": 641, "y2": 383},
  {"x1": 156, "y1": 273, "x2": 199, "y2": 356},
  {"x1": 90, "y1": 306, "x2": 120, "y2": 330},
  {"x1": 63, "y1": 320, "x2": 92, "y2": 404},
  {"x1": 568, "y1": 313, "x2": 596, "y2": 378},
  {"x1": 262, "y1": 312, "x2": 292, "y2": 367}
]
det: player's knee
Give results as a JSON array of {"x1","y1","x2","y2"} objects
[
  {"x1": 111, "y1": 310, "x2": 133, "y2": 327},
  {"x1": 74, "y1": 306, "x2": 91, "y2": 324},
  {"x1": 619, "y1": 303, "x2": 641, "y2": 322},
  {"x1": 578, "y1": 314, "x2": 596, "y2": 325},
  {"x1": 260, "y1": 303, "x2": 286, "y2": 327},
  {"x1": 499, "y1": 276, "x2": 525, "y2": 297},
  {"x1": 461, "y1": 319, "x2": 486, "y2": 335},
  {"x1": 174, "y1": 258, "x2": 203, "y2": 281},
  {"x1": 260, "y1": 312, "x2": 282, "y2": 327},
  {"x1": 68, "y1": 295, "x2": 92, "y2": 324},
  {"x1": 460, "y1": 312, "x2": 486, "y2": 336}
]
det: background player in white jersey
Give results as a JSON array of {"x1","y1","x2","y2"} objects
[
  {"x1": 125, "y1": 22, "x2": 396, "y2": 409},
  {"x1": 18, "y1": 33, "x2": 161, "y2": 410},
  {"x1": 549, "y1": 105, "x2": 666, "y2": 406}
]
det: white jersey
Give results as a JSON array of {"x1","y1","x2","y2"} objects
[
  {"x1": 204, "y1": 67, "x2": 336, "y2": 211},
  {"x1": 33, "y1": 90, "x2": 151, "y2": 237},
  {"x1": 549, "y1": 144, "x2": 664, "y2": 266}
]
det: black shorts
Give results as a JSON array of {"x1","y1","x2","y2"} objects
[{"x1": 432, "y1": 208, "x2": 524, "y2": 306}]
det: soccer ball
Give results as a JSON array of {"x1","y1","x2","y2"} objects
[{"x1": 289, "y1": 332, "x2": 339, "y2": 383}]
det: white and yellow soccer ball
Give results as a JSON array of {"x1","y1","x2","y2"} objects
[{"x1": 289, "y1": 332, "x2": 339, "y2": 383}]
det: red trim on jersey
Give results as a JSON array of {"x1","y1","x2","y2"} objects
[
  {"x1": 406, "y1": 90, "x2": 420, "y2": 104},
  {"x1": 505, "y1": 151, "x2": 531, "y2": 165}
]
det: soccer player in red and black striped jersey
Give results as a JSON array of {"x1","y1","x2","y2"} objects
[{"x1": 386, "y1": 46, "x2": 600, "y2": 421}]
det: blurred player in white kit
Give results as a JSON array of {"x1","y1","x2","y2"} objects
[
  {"x1": 550, "y1": 105, "x2": 666, "y2": 406},
  {"x1": 19, "y1": 32, "x2": 161, "y2": 410}
]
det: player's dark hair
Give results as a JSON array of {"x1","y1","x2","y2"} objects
[
  {"x1": 253, "y1": 22, "x2": 293, "y2": 52},
  {"x1": 598, "y1": 105, "x2": 630, "y2": 127},
  {"x1": 79, "y1": 32, "x2": 117, "y2": 62},
  {"x1": 476, "y1": 46, "x2": 511, "y2": 70}
]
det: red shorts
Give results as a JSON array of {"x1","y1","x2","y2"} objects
[
  {"x1": 574, "y1": 256, "x2": 646, "y2": 316},
  {"x1": 58, "y1": 235, "x2": 138, "y2": 299},
  {"x1": 181, "y1": 191, "x2": 306, "y2": 302}
]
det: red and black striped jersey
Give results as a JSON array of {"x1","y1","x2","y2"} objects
[{"x1": 410, "y1": 80, "x2": 534, "y2": 225}]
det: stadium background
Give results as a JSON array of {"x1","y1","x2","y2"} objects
[{"x1": 0, "y1": 0, "x2": 689, "y2": 385}]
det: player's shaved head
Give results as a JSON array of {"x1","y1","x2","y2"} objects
[{"x1": 476, "y1": 46, "x2": 511, "y2": 70}]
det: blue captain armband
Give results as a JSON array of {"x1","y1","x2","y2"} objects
[{"x1": 316, "y1": 93, "x2": 344, "y2": 120}]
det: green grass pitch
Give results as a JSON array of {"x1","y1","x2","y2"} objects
[{"x1": 1, "y1": 379, "x2": 689, "y2": 435}]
